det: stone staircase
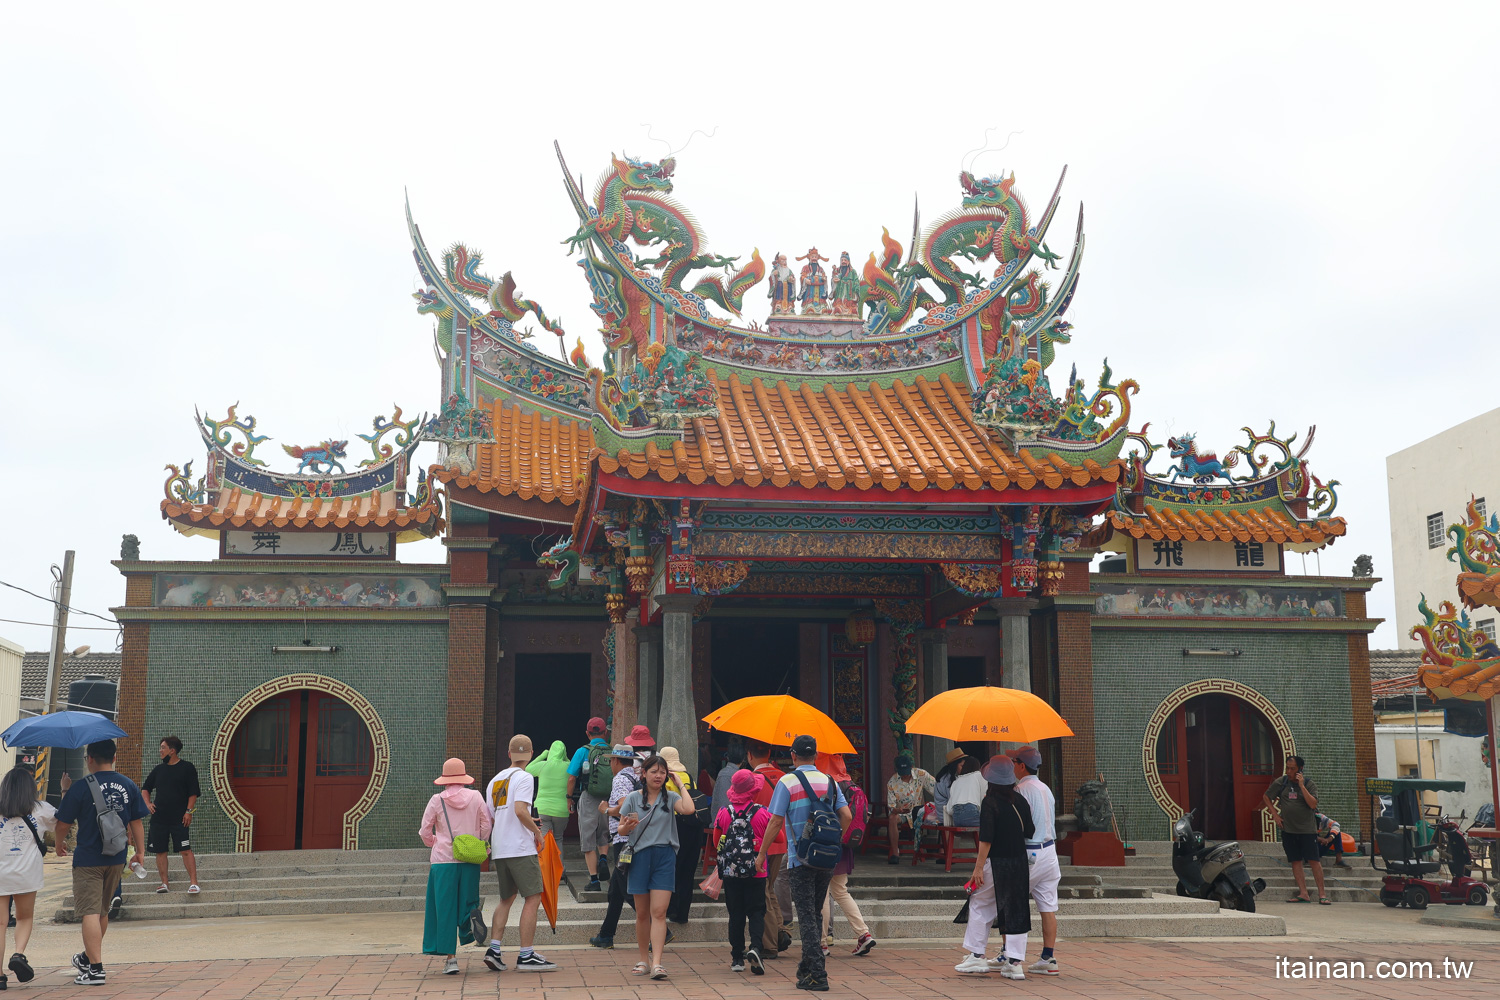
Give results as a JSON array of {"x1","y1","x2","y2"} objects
[
  {"x1": 55, "y1": 844, "x2": 1287, "y2": 938},
  {"x1": 1062, "y1": 839, "x2": 1385, "y2": 903}
]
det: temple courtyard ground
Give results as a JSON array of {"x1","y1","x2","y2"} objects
[{"x1": 6, "y1": 900, "x2": 1495, "y2": 998}]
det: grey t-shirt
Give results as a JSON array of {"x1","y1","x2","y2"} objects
[
  {"x1": 1266, "y1": 774, "x2": 1320, "y2": 835},
  {"x1": 619, "y1": 789, "x2": 681, "y2": 851}
]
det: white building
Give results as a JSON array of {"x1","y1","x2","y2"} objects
[
  {"x1": 1386, "y1": 407, "x2": 1500, "y2": 648},
  {"x1": 0, "y1": 638, "x2": 21, "y2": 774}
]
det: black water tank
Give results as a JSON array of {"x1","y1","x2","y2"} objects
[{"x1": 46, "y1": 676, "x2": 119, "y2": 805}]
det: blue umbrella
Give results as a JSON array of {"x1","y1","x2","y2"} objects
[{"x1": 1, "y1": 711, "x2": 127, "y2": 750}]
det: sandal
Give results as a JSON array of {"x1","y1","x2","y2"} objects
[
  {"x1": 187, "y1": 884, "x2": 201, "y2": 895},
  {"x1": 1318, "y1": 896, "x2": 1332, "y2": 905},
  {"x1": 650, "y1": 965, "x2": 668, "y2": 980},
  {"x1": 1286, "y1": 894, "x2": 1311, "y2": 903},
  {"x1": 631, "y1": 962, "x2": 650, "y2": 976},
  {"x1": 155, "y1": 884, "x2": 169, "y2": 894}
]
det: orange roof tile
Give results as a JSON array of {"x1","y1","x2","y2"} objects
[
  {"x1": 1107, "y1": 505, "x2": 1346, "y2": 546},
  {"x1": 161, "y1": 487, "x2": 441, "y2": 534},
  {"x1": 595, "y1": 372, "x2": 1123, "y2": 494},
  {"x1": 431, "y1": 398, "x2": 593, "y2": 506},
  {"x1": 1421, "y1": 658, "x2": 1500, "y2": 701}
]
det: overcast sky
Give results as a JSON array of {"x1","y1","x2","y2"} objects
[{"x1": 3, "y1": 3, "x2": 1496, "y2": 654}]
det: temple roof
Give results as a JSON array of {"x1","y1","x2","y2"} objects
[
  {"x1": 161, "y1": 405, "x2": 443, "y2": 542},
  {"x1": 162, "y1": 486, "x2": 441, "y2": 538},
  {"x1": 430, "y1": 398, "x2": 592, "y2": 507},
  {"x1": 1107, "y1": 505, "x2": 1346, "y2": 546},
  {"x1": 596, "y1": 372, "x2": 1122, "y2": 494}
]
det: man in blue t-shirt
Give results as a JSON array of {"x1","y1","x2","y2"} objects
[
  {"x1": 755, "y1": 735, "x2": 851, "y2": 992},
  {"x1": 566, "y1": 717, "x2": 612, "y2": 891},
  {"x1": 54, "y1": 739, "x2": 149, "y2": 986}
]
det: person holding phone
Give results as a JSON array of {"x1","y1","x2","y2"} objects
[{"x1": 1262, "y1": 755, "x2": 1329, "y2": 904}]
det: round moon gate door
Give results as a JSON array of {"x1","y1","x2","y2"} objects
[{"x1": 228, "y1": 689, "x2": 374, "y2": 851}]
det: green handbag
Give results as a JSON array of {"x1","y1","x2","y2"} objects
[{"x1": 441, "y1": 797, "x2": 490, "y2": 865}]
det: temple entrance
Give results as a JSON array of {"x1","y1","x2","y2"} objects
[
  {"x1": 709, "y1": 621, "x2": 799, "y2": 706},
  {"x1": 948, "y1": 656, "x2": 990, "y2": 760},
  {"x1": 228, "y1": 690, "x2": 374, "y2": 850},
  {"x1": 513, "y1": 654, "x2": 592, "y2": 762},
  {"x1": 1155, "y1": 694, "x2": 1280, "y2": 841}
]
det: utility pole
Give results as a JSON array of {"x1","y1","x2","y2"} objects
[
  {"x1": 43, "y1": 550, "x2": 75, "y2": 715},
  {"x1": 37, "y1": 551, "x2": 74, "y2": 803}
]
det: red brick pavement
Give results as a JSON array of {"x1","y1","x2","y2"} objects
[{"x1": 12, "y1": 941, "x2": 1495, "y2": 999}]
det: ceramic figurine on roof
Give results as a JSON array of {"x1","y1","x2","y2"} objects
[
  {"x1": 1409, "y1": 499, "x2": 1500, "y2": 702},
  {"x1": 797, "y1": 248, "x2": 829, "y2": 315},
  {"x1": 1108, "y1": 422, "x2": 1344, "y2": 548},
  {"x1": 829, "y1": 251, "x2": 860, "y2": 316},
  {"x1": 769, "y1": 253, "x2": 796, "y2": 316},
  {"x1": 1447, "y1": 497, "x2": 1500, "y2": 611}
]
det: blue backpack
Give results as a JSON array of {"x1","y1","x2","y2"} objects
[{"x1": 793, "y1": 771, "x2": 843, "y2": 870}]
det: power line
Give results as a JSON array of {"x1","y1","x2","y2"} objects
[
  {"x1": 0, "y1": 618, "x2": 121, "y2": 632},
  {"x1": 0, "y1": 579, "x2": 119, "y2": 627}
]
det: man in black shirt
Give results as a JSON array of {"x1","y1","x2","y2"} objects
[{"x1": 142, "y1": 736, "x2": 202, "y2": 893}]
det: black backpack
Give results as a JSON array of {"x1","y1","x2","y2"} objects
[
  {"x1": 717, "y1": 803, "x2": 762, "y2": 879},
  {"x1": 793, "y1": 771, "x2": 844, "y2": 870}
]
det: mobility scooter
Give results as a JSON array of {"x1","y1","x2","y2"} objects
[{"x1": 1366, "y1": 777, "x2": 1490, "y2": 909}]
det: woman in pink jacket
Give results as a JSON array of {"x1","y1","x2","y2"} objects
[{"x1": 420, "y1": 758, "x2": 493, "y2": 974}]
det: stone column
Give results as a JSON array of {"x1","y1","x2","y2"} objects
[
  {"x1": 634, "y1": 624, "x2": 662, "y2": 738},
  {"x1": 656, "y1": 594, "x2": 699, "y2": 776},
  {"x1": 989, "y1": 598, "x2": 1037, "y2": 692},
  {"x1": 917, "y1": 628, "x2": 950, "y2": 774},
  {"x1": 611, "y1": 621, "x2": 640, "y2": 746}
]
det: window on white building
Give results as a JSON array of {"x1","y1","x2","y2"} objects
[
  {"x1": 1427, "y1": 512, "x2": 1445, "y2": 549},
  {"x1": 1476, "y1": 497, "x2": 1487, "y2": 523},
  {"x1": 1480, "y1": 619, "x2": 1496, "y2": 642}
]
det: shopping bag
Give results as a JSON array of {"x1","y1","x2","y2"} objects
[{"x1": 699, "y1": 868, "x2": 723, "y2": 901}]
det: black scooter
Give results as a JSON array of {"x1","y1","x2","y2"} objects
[{"x1": 1172, "y1": 810, "x2": 1266, "y2": 912}]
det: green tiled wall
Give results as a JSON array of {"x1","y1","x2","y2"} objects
[
  {"x1": 1090, "y1": 628, "x2": 1357, "y2": 841},
  {"x1": 141, "y1": 620, "x2": 449, "y2": 852}
]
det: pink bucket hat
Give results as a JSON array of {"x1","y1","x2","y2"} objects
[
  {"x1": 728, "y1": 768, "x2": 763, "y2": 807},
  {"x1": 434, "y1": 757, "x2": 474, "y2": 785}
]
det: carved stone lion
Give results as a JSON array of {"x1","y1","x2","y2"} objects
[
  {"x1": 120, "y1": 534, "x2": 141, "y2": 561},
  {"x1": 1352, "y1": 554, "x2": 1373, "y2": 578},
  {"x1": 1074, "y1": 780, "x2": 1114, "y2": 833}
]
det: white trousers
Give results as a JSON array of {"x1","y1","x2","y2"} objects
[
  {"x1": 1002, "y1": 844, "x2": 1063, "y2": 956},
  {"x1": 961, "y1": 861, "x2": 1027, "y2": 960}
]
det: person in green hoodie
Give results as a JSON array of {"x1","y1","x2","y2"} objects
[{"x1": 526, "y1": 740, "x2": 572, "y2": 844}]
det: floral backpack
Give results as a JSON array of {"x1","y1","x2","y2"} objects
[{"x1": 717, "y1": 803, "x2": 762, "y2": 879}]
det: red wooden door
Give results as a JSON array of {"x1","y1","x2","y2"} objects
[
  {"x1": 1156, "y1": 709, "x2": 1189, "y2": 817},
  {"x1": 229, "y1": 694, "x2": 300, "y2": 852},
  {"x1": 1229, "y1": 700, "x2": 1280, "y2": 842},
  {"x1": 229, "y1": 690, "x2": 373, "y2": 851},
  {"x1": 301, "y1": 692, "x2": 374, "y2": 849}
]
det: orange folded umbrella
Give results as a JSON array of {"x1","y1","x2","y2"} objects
[
  {"x1": 905, "y1": 686, "x2": 1073, "y2": 743},
  {"x1": 702, "y1": 694, "x2": 856, "y2": 755},
  {"x1": 538, "y1": 831, "x2": 563, "y2": 933}
]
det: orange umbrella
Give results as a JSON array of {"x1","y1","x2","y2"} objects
[
  {"x1": 905, "y1": 686, "x2": 1074, "y2": 743},
  {"x1": 703, "y1": 694, "x2": 856, "y2": 755},
  {"x1": 538, "y1": 830, "x2": 564, "y2": 933}
]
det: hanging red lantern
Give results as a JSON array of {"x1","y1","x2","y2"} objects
[{"x1": 845, "y1": 610, "x2": 876, "y2": 646}]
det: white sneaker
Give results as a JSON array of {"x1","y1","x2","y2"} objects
[
  {"x1": 955, "y1": 954, "x2": 991, "y2": 974},
  {"x1": 1028, "y1": 956, "x2": 1059, "y2": 976},
  {"x1": 999, "y1": 960, "x2": 1026, "y2": 980}
]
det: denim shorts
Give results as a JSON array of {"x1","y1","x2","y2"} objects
[
  {"x1": 627, "y1": 844, "x2": 676, "y2": 894},
  {"x1": 950, "y1": 803, "x2": 980, "y2": 828}
]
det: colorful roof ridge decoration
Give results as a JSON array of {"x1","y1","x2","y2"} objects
[
  {"x1": 161, "y1": 405, "x2": 442, "y2": 541},
  {"x1": 406, "y1": 198, "x2": 593, "y2": 419},
  {"x1": 429, "y1": 396, "x2": 592, "y2": 507},
  {"x1": 1108, "y1": 422, "x2": 1344, "y2": 551},
  {"x1": 1446, "y1": 497, "x2": 1500, "y2": 611},
  {"x1": 592, "y1": 371, "x2": 1124, "y2": 494},
  {"x1": 1410, "y1": 596, "x2": 1500, "y2": 701}
]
